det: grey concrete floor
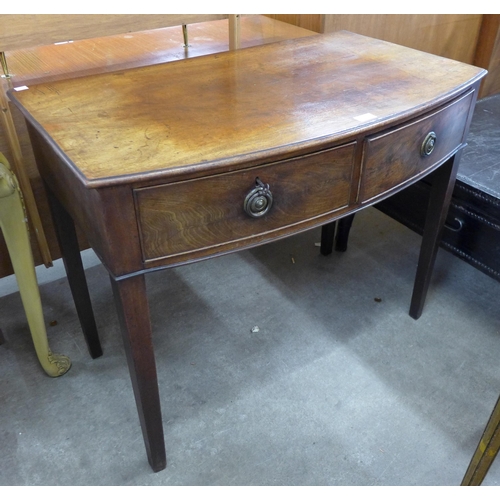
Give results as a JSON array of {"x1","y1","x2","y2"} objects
[{"x1": 1, "y1": 206, "x2": 499, "y2": 486}]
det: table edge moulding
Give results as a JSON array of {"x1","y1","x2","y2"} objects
[{"x1": 7, "y1": 31, "x2": 487, "y2": 472}]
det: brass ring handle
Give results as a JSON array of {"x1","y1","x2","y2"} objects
[
  {"x1": 421, "y1": 131, "x2": 437, "y2": 157},
  {"x1": 244, "y1": 177, "x2": 273, "y2": 218}
]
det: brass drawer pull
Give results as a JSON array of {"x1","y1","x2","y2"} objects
[
  {"x1": 421, "y1": 131, "x2": 437, "y2": 157},
  {"x1": 244, "y1": 177, "x2": 273, "y2": 218}
]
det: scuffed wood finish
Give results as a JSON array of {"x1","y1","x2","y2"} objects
[
  {"x1": 10, "y1": 31, "x2": 484, "y2": 186},
  {"x1": 8, "y1": 31, "x2": 486, "y2": 472}
]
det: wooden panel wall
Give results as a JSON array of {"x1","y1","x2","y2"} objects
[
  {"x1": 323, "y1": 15, "x2": 482, "y2": 64},
  {"x1": 268, "y1": 14, "x2": 500, "y2": 98},
  {"x1": 474, "y1": 15, "x2": 500, "y2": 97},
  {"x1": 265, "y1": 15, "x2": 323, "y2": 33},
  {"x1": 268, "y1": 14, "x2": 480, "y2": 62}
]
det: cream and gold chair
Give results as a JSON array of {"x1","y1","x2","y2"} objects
[
  {"x1": 0, "y1": 151, "x2": 70, "y2": 377},
  {"x1": 462, "y1": 395, "x2": 500, "y2": 485}
]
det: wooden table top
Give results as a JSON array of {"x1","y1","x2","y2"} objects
[
  {"x1": 5, "y1": 15, "x2": 316, "y2": 87},
  {"x1": 9, "y1": 30, "x2": 485, "y2": 187}
]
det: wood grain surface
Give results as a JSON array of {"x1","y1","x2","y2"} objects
[
  {"x1": 18, "y1": 28, "x2": 486, "y2": 472},
  {"x1": 0, "y1": 14, "x2": 228, "y2": 51},
  {"x1": 9, "y1": 31, "x2": 485, "y2": 187},
  {"x1": 0, "y1": 15, "x2": 315, "y2": 277},
  {"x1": 360, "y1": 89, "x2": 475, "y2": 203},
  {"x1": 136, "y1": 144, "x2": 355, "y2": 262}
]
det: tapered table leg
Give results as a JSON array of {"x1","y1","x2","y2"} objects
[
  {"x1": 461, "y1": 395, "x2": 500, "y2": 486},
  {"x1": 320, "y1": 221, "x2": 336, "y2": 256},
  {"x1": 320, "y1": 214, "x2": 356, "y2": 256},
  {"x1": 335, "y1": 214, "x2": 355, "y2": 252},
  {"x1": 409, "y1": 154, "x2": 460, "y2": 319},
  {"x1": 111, "y1": 275, "x2": 166, "y2": 472},
  {"x1": 45, "y1": 185, "x2": 102, "y2": 359},
  {"x1": 0, "y1": 153, "x2": 70, "y2": 376}
]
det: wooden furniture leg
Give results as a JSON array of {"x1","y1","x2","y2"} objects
[
  {"x1": 335, "y1": 214, "x2": 355, "y2": 252},
  {"x1": 110, "y1": 275, "x2": 166, "y2": 472},
  {"x1": 320, "y1": 221, "x2": 337, "y2": 256},
  {"x1": 45, "y1": 181, "x2": 164, "y2": 470},
  {"x1": 320, "y1": 155, "x2": 458, "y2": 319},
  {"x1": 409, "y1": 154, "x2": 460, "y2": 319},
  {"x1": 462, "y1": 395, "x2": 500, "y2": 485},
  {"x1": 0, "y1": 152, "x2": 70, "y2": 376},
  {"x1": 45, "y1": 181, "x2": 166, "y2": 470},
  {"x1": 320, "y1": 214, "x2": 356, "y2": 255},
  {"x1": 45, "y1": 185, "x2": 102, "y2": 359}
]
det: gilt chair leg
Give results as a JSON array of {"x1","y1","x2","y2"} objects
[
  {"x1": 461, "y1": 395, "x2": 500, "y2": 486},
  {"x1": 0, "y1": 152, "x2": 70, "y2": 377}
]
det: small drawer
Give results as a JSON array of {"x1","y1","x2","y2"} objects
[
  {"x1": 135, "y1": 143, "x2": 355, "y2": 263},
  {"x1": 359, "y1": 90, "x2": 475, "y2": 203}
]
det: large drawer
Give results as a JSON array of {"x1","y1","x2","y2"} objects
[
  {"x1": 135, "y1": 143, "x2": 356, "y2": 263},
  {"x1": 359, "y1": 89, "x2": 475, "y2": 203}
]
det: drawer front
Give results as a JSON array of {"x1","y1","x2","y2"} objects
[
  {"x1": 135, "y1": 143, "x2": 355, "y2": 262},
  {"x1": 359, "y1": 90, "x2": 474, "y2": 203}
]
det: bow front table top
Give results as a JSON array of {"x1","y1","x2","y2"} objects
[{"x1": 9, "y1": 31, "x2": 486, "y2": 472}]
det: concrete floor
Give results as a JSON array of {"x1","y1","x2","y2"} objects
[{"x1": 1, "y1": 204, "x2": 499, "y2": 486}]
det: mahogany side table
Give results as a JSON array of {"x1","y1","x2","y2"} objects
[{"x1": 9, "y1": 31, "x2": 486, "y2": 472}]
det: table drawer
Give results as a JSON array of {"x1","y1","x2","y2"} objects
[
  {"x1": 359, "y1": 90, "x2": 475, "y2": 203},
  {"x1": 135, "y1": 143, "x2": 355, "y2": 263}
]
